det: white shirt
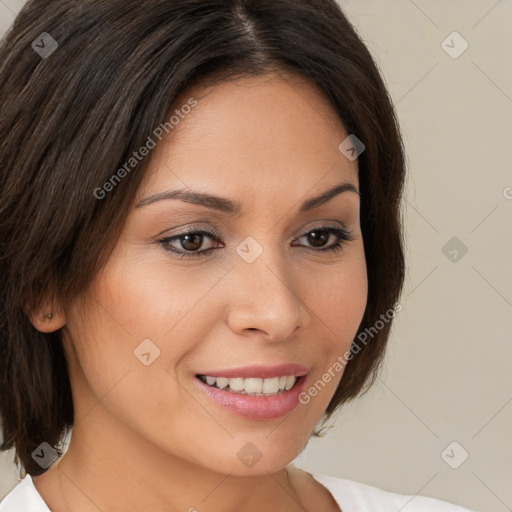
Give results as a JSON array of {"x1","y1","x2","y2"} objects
[{"x1": 0, "y1": 472, "x2": 475, "y2": 511}]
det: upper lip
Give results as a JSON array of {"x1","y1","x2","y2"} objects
[{"x1": 196, "y1": 364, "x2": 310, "y2": 379}]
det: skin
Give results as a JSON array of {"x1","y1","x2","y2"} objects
[{"x1": 30, "y1": 71, "x2": 368, "y2": 512}]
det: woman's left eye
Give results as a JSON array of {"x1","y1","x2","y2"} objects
[{"x1": 157, "y1": 224, "x2": 354, "y2": 259}]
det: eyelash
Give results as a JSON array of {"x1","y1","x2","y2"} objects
[{"x1": 156, "y1": 223, "x2": 354, "y2": 260}]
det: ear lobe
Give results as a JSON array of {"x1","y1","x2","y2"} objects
[{"x1": 28, "y1": 305, "x2": 67, "y2": 333}]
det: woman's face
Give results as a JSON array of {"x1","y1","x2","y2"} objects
[{"x1": 59, "y1": 72, "x2": 368, "y2": 476}]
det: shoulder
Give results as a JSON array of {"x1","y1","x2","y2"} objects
[
  {"x1": 0, "y1": 475, "x2": 51, "y2": 512},
  {"x1": 311, "y1": 472, "x2": 476, "y2": 512}
]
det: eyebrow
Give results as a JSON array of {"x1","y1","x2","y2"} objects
[{"x1": 135, "y1": 181, "x2": 360, "y2": 214}]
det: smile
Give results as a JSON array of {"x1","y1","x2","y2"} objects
[
  {"x1": 194, "y1": 364, "x2": 310, "y2": 420},
  {"x1": 197, "y1": 375, "x2": 297, "y2": 396}
]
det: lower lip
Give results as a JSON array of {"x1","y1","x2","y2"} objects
[{"x1": 194, "y1": 375, "x2": 307, "y2": 420}]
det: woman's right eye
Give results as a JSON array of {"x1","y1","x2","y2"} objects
[{"x1": 157, "y1": 229, "x2": 223, "y2": 259}]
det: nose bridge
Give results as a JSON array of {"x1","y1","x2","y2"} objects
[{"x1": 228, "y1": 235, "x2": 307, "y2": 339}]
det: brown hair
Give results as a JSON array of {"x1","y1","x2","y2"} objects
[{"x1": 0, "y1": 0, "x2": 406, "y2": 477}]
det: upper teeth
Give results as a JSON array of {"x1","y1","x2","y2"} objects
[{"x1": 200, "y1": 375, "x2": 297, "y2": 395}]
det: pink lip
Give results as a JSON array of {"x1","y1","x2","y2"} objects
[
  {"x1": 194, "y1": 374, "x2": 308, "y2": 420},
  {"x1": 196, "y1": 363, "x2": 310, "y2": 379}
]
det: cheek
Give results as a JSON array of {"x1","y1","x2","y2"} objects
[
  {"x1": 64, "y1": 292, "x2": 191, "y2": 436},
  {"x1": 304, "y1": 248, "x2": 368, "y2": 348},
  {"x1": 91, "y1": 244, "x2": 232, "y2": 340},
  {"x1": 298, "y1": 247, "x2": 367, "y2": 404},
  {"x1": 64, "y1": 248, "x2": 229, "y2": 405}
]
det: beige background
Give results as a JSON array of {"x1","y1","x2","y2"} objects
[{"x1": 1, "y1": 1, "x2": 511, "y2": 511}]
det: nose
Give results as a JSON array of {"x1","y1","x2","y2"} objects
[{"x1": 226, "y1": 246, "x2": 310, "y2": 341}]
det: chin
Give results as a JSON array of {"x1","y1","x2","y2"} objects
[{"x1": 186, "y1": 426, "x2": 313, "y2": 477}]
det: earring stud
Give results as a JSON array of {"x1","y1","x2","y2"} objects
[{"x1": 44, "y1": 313, "x2": 54, "y2": 321}]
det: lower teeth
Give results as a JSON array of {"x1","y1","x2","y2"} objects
[{"x1": 221, "y1": 388, "x2": 285, "y2": 396}]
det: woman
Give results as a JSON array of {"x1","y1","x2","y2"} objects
[{"x1": 0, "y1": 0, "x2": 474, "y2": 510}]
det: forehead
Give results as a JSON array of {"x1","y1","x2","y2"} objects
[{"x1": 136, "y1": 72, "x2": 358, "y2": 208}]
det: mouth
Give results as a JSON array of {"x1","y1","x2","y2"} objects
[{"x1": 193, "y1": 364, "x2": 310, "y2": 420}]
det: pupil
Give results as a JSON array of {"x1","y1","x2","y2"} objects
[
  {"x1": 308, "y1": 230, "x2": 328, "y2": 247},
  {"x1": 182, "y1": 234, "x2": 202, "y2": 251}
]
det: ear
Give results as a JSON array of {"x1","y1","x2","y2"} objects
[{"x1": 28, "y1": 300, "x2": 67, "y2": 333}]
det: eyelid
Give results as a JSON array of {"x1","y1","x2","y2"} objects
[
  {"x1": 163, "y1": 222, "x2": 222, "y2": 239},
  {"x1": 151, "y1": 217, "x2": 226, "y2": 244},
  {"x1": 157, "y1": 219, "x2": 350, "y2": 241}
]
